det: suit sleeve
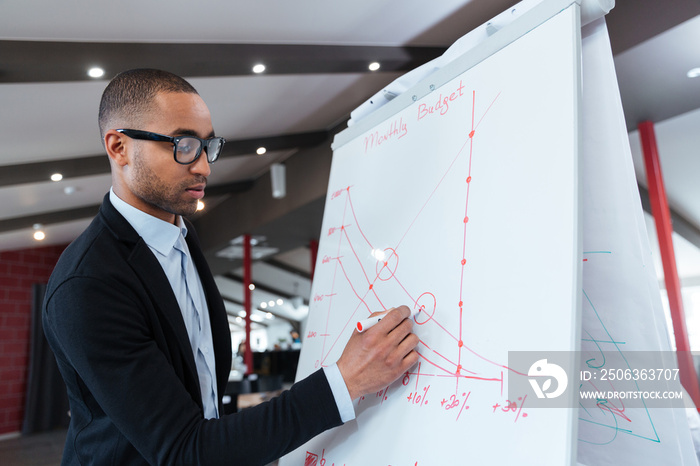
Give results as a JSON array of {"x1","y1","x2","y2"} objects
[{"x1": 44, "y1": 274, "x2": 342, "y2": 466}]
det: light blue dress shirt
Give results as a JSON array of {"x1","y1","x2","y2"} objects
[
  {"x1": 110, "y1": 189, "x2": 219, "y2": 419},
  {"x1": 109, "y1": 189, "x2": 355, "y2": 423}
]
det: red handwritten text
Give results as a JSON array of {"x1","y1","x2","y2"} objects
[
  {"x1": 364, "y1": 117, "x2": 408, "y2": 153},
  {"x1": 417, "y1": 80, "x2": 466, "y2": 121}
]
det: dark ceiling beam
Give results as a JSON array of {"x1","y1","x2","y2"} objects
[
  {"x1": 0, "y1": 130, "x2": 328, "y2": 188},
  {"x1": 223, "y1": 131, "x2": 328, "y2": 157},
  {"x1": 0, "y1": 204, "x2": 101, "y2": 234},
  {"x1": 0, "y1": 41, "x2": 446, "y2": 83},
  {"x1": 0, "y1": 155, "x2": 110, "y2": 187},
  {"x1": 606, "y1": 0, "x2": 700, "y2": 55},
  {"x1": 0, "y1": 179, "x2": 254, "y2": 233}
]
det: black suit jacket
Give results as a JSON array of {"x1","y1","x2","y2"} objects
[{"x1": 43, "y1": 194, "x2": 342, "y2": 465}]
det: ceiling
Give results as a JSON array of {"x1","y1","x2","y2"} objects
[{"x1": 2, "y1": 0, "x2": 700, "y2": 334}]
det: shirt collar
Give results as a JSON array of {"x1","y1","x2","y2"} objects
[{"x1": 109, "y1": 188, "x2": 188, "y2": 257}]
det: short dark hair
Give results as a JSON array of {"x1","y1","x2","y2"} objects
[{"x1": 98, "y1": 69, "x2": 199, "y2": 143}]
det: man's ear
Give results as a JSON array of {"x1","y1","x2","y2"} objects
[{"x1": 104, "y1": 130, "x2": 129, "y2": 167}]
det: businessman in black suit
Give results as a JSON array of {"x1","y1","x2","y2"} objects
[{"x1": 43, "y1": 69, "x2": 419, "y2": 465}]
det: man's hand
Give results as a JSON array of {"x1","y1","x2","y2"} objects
[{"x1": 336, "y1": 306, "x2": 419, "y2": 400}]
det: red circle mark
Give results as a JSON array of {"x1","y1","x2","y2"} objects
[
  {"x1": 523, "y1": 413, "x2": 528, "y2": 417},
  {"x1": 461, "y1": 259, "x2": 466, "y2": 265},
  {"x1": 376, "y1": 248, "x2": 399, "y2": 281},
  {"x1": 458, "y1": 340, "x2": 464, "y2": 347},
  {"x1": 414, "y1": 292, "x2": 437, "y2": 326},
  {"x1": 463, "y1": 216, "x2": 469, "y2": 223},
  {"x1": 469, "y1": 130, "x2": 475, "y2": 138},
  {"x1": 369, "y1": 284, "x2": 373, "y2": 290},
  {"x1": 458, "y1": 301, "x2": 463, "y2": 308},
  {"x1": 467, "y1": 176, "x2": 472, "y2": 183}
]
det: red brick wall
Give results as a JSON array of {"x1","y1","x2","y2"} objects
[{"x1": 0, "y1": 244, "x2": 66, "y2": 435}]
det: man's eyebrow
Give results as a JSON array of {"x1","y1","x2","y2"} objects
[{"x1": 172, "y1": 128, "x2": 216, "y2": 138}]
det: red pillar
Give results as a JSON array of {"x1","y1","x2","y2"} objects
[
  {"x1": 243, "y1": 234, "x2": 253, "y2": 375},
  {"x1": 309, "y1": 239, "x2": 319, "y2": 281},
  {"x1": 639, "y1": 120, "x2": 700, "y2": 409}
]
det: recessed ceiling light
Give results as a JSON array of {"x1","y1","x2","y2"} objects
[
  {"x1": 88, "y1": 67, "x2": 105, "y2": 78},
  {"x1": 276, "y1": 298, "x2": 283, "y2": 305},
  {"x1": 50, "y1": 173, "x2": 63, "y2": 182},
  {"x1": 256, "y1": 147, "x2": 267, "y2": 155},
  {"x1": 248, "y1": 283, "x2": 256, "y2": 290},
  {"x1": 252, "y1": 64, "x2": 266, "y2": 74},
  {"x1": 369, "y1": 62, "x2": 381, "y2": 71},
  {"x1": 687, "y1": 67, "x2": 700, "y2": 78},
  {"x1": 260, "y1": 302, "x2": 267, "y2": 309},
  {"x1": 32, "y1": 223, "x2": 45, "y2": 241}
]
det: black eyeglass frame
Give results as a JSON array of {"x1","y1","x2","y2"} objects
[{"x1": 116, "y1": 128, "x2": 225, "y2": 165}]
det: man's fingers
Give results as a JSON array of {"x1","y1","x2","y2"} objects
[
  {"x1": 398, "y1": 332, "x2": 419, "y2": 355},
  {"x1": 360, "y1": 306, "x2": 410, "y2": 336},
  {"x1": 368, "y1": 307, "x2": 394, "y2": 319},
  {"x1": 377, "y1": 306, "x2": 411, "y2": 331},
  {"x1": 401, "y1": 349, "x2": 420, "y2": 372},
  {"x1": 393, "y1": 332, "x2": 419, "y2": 365},
  {"x1": 387, "y1": 313, "x2": 414, "y2": 341},
  {"x1": 338, "y1": 303, "x2": 420, "y2": 399}
]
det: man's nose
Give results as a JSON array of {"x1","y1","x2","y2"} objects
[{"x1": 190, "y1": 151, "x2": 211, "y2": 177}]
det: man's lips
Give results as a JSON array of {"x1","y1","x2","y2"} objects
[{"x1": 186, "y1": 184, "x2": 206, "y2": 200}]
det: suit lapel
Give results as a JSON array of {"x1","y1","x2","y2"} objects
[
  {"x1": 128, "y1": 241, "x2": 201, "y2": 385},
  {"x1": 99, "y1": 195, "x2": 203, "y2": 407}
]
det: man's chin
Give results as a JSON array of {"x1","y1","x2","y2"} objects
[
  {"x1": 178, "y1": 206, "x2": 199, "y2": 218},
  {"x1": 166, "y1": 200, "x2": 199, "y2": 218}
]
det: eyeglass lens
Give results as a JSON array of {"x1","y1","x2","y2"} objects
[{"x1": 175, "y1": 137, "x2": 223, "y2": 164}]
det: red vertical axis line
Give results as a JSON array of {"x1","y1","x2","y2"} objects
[
  {"x1": 458, "y1": 90, "x2": 477, "y2": 386},
  {"x1": 639, "y1": 120, "x2": 700, "y2": 411},
  {"x1": 243, "y1": 234, "x2": 254, "y2": 375}
]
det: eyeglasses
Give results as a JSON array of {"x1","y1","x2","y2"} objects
[{"x1": 116, "y1": 129, "x2": 225, "y2": 165}]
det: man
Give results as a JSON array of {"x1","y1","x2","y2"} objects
[{"x1": 43, "y1": 69, "x2": 419, "y2": 465}]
